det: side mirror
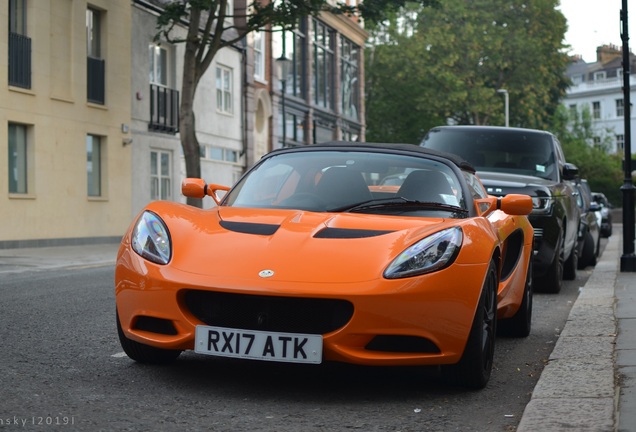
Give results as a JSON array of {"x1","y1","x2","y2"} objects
[
  {"x1": 562, "y1": 163, "x2": 579, "y2": 181},
  {"x1": 181, "y1": 178, "x2": 230, "y2": 205},
  {"x1": 499, "y1": 194, "x2": 533, "y2": 215},
  {"x1": 475, "y1": 194, "x2": 532, "y2": 216}
]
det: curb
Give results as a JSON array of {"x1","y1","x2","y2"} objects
[{"x1": 517, "y1": 230, "x2": 620, "y2": 431}]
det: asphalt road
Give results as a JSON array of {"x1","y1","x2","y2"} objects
[{"x1": 0, "y1": 248, "x2": 603, "y2": 432}]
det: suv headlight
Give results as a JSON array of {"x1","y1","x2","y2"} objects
[
  {"x1": 131, "y1": 211, "x2": 172, "y2": 264},
  {"x1": 531, "y1": 197, "x2": 554, "y2": 214},
  {"x1": 384, "y1": 227, "x2": 463, "y2": 279}
]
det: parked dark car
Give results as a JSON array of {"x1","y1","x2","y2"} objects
[
  {"x1": 575, "y1": 180, "x2": 601, "y2": 268},
  {"x1": 592, "y1": 192, "x2": 613, "y2": 237},
  {"x1": 421, "y1": 126, "x2": 581, "y2": 293}
]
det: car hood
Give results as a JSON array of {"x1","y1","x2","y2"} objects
[
  {"x1": 475, "y1": 171, "x2": 553, "y2": 197},
  {"x1": 160, "y1": 205, "x2": 456, "y2": 284}
]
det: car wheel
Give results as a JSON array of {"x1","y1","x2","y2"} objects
[
  {"x1": 578, "y1": 232, "x2": 596, "y2": 269},
  {"x1": 541, "y1": 233, "x2": 563, "y2": 293},
  {"x1": 498, "y1": 258, "x2": 532, "y2": 338},
  {"x1": 116, "y1": 309, "x2": 182, "y2": 364},
  {"x1": 441, "y1": 260, "x2": 497, "y2": 389}
]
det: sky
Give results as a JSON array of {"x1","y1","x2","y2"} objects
[{"x1": 558, "y1": 0, "x2": 634, "y2": 63}]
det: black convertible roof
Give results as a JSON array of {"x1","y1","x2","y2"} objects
[{"x1": 270, "y1": 141, "x2": 476, "y2": 174}]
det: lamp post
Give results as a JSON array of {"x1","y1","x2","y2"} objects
[
  {"x1": 276, "y1": 54, "x2": 292, "y2": 148},
  {"x1": 497, "y1": 89, "x2": 509, "y2": 127},
  {"x1": 620, "y1": 0, "x2": 636, "y2": 271}
]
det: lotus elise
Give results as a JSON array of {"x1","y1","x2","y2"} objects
[{"x1": 115, "y1": 142, "x2": 534, "y2": 389}]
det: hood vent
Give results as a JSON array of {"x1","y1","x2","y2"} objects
[
  {"x1": 314, "y1": 227, "x2": 394, "y2": 239},
  {"x1": 220, "y1": 220, "x2": 280, "y2": 235}
]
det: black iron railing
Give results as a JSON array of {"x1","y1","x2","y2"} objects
[
  {"x1": 8, "y1": 32, "x2": 31, "y2": 88},
  {"x1": 87, "y1": 56, "x2": 105, "y2": 104},
  {"x1": 149, "y1": 84, "x2": 179, "y2": 134}
]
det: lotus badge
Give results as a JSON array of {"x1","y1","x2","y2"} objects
[{"x1": 259, "y1": 269, "x2": 274, "y2": 278}]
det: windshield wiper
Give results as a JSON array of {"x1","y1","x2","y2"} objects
[{"x1": 334, "y1": 197, "x2": 468, "y2": 215}]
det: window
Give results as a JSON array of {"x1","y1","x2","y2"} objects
[
  {"x1": 592, "y1": 101, "x2": 601, "y2": 119},
  {"x1": 148, "y1": 44, "x2": 179, "y2": 133},
  {"x1": 86, "y1": 134, "x2": 102, "y2": 197},
  {"x1": 150, "y1": 150, "x2": 172, "y2": 200},
  {"x1": 568, "y1": 104, "x2": 577, "y2": 118},
  {"x1": 570, "y1": 74, "x2": 583, "y2": 85},
  {"x1": 216, "y1": 65, "x2": 233, "y2": 114},
  {"x1": 215, "y1": 0, "x2": 231, "y2": 17},
  {"x1": 313, "y1": 120, "x2": 334, "y2": 144},
  {"x1": 149, "y1": 44, "x2": 168, "y2": 86},
  {"x1": 273, "y1": 21, "x2": 307, "y2": 99},
  {"x1": 341, "y1": 37, "x2": 360, "y2": 121},
  {"x1": 86, "y1": 8, "x2": 101, "y2": 58},
  {"x1": 312, "y1": 19, "x2": 334, "y2": 110},
  {"x1": 253, "y1": 31, "x2": 265, "y2": 81},
  {"x1": 616, "y1": 134, "x2": 625, "y2": 153},
  {"x1": 593, "y1": 136, "x2": 601, "y2": 147},
  {"x1": 8, "y1": 0, "x2": 31, "y2": 88},
  {"x1": 278, "y1": 110, "x2": 305, "y2": 146},
  {"x1": 8, "y1": 123, "x2": 28, "y2": 194},
  {"x1": 341, "y1": 122, "x2": 360, "y2": 142},
  {"x1": 9, "y1": 0, "x2": 26, "y2": 34},
  {"x1": 593, "y1": 71, "x2": 606, "y2": 81},
  {"x1": 86, "y1": 7, "x2": 105, "y2": 104},
  {"x1": 203, "y1": 146, "x2": 240, "y2": 163},
  {"x1": 616, "y1": 99, "x2": 624, "y2": 117}
]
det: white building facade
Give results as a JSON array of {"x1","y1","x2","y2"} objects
[
  {"x1": 131, "y1": 0, "x2": 245, "y2": 216},
  {"x1": 563, "y1": 45, "x2": 636, "y2": 155}
]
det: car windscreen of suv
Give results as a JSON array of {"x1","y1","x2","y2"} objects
[{"x1": 423, "y1": 129, "x2": 558, "y2": 182}]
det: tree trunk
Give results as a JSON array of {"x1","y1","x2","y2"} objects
[{"x1": 180, "y1": 18, "x2": 203, "y2": 208}]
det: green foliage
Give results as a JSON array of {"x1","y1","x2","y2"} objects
[
  {"x1": 155, "y1": 0, "x2": 439, "y2": 207},
  {"x1": 550, "y1": 105, "x2": 624, "y2": 205},
  {"x1": 365, "y1": 0, "x2": 570, "y2": 143}
]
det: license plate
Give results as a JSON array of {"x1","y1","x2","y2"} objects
[{"x1": 194, "y1": 325, "x2": 323, "y2": 364}]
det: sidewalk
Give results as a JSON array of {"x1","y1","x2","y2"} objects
[
  {"x1": 0, "y1": 242, "x2": 119, "y2": 274},
  {"x1": 0, "y1": 231, "x2": 635, "y2": 431},
  {"x1": 518, "y1": 224, "x2": 635, "y2": 432}
]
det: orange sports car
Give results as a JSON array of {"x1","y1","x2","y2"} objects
[{"x1": 115, "y1": 142, "x2": 533, "y2": 389}]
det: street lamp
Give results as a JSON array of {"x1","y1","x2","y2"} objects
[
  {"x1": 620, "y1": 0, "x2": 636, "y2": 271},
  {"x1": 497, "y1": 89, "x2": 509, "y2": 127},
  {"x1": 276, "y1": 54, "x2": 292, "y2": 148}
]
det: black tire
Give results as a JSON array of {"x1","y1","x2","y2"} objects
[
  {"x1": 498, "y1": 258, "x2": 532, "y2": 338},
  {"x1": 116, "y1": 310, "x2": 182, "y2": 364},
  {"x1": 563, "y1": 239, "x2": 577, "y2": 281},
  {"x1": 441, "y1": 261, "x2": 497, "y2": 389},
  {"x1": 578, "y1": 232, "x2": 596, "y2": 269},
  {"x1": 541, "y1": 233, "x2": 563, "y2": 294}
]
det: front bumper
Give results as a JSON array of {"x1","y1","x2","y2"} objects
[
  {"x1": 115, "y1": 247, "x2": 489, "y2": 367},
  {"x1": 528, "y1": 213, "x2": 561, "y2": 278}
]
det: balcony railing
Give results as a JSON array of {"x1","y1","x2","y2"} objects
[
  {"x1": 8, "y1": 32, "x2": 31, "y2": 89},
  {"x1": 149, "y1": 84, "x2": 179, "y2": 134},
  {"x1": 87, "y1": 56, "x2": 105, "y2": 104}
]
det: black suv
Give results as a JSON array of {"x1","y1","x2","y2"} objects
[{"x1": 421, "y1": 126, "x2": 580, "y2": 293}]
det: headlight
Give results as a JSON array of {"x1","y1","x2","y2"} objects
[
  {"x1": 384, "y1": 227, "x2": 463, "y2": 279},
  {"x1": 131, "y1": 211, "x2": 172, "y2": 264},
  {"x1": 531, "y1": 196, "x2": 554, "y2": 214}
]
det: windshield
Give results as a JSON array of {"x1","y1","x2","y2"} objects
[
  {"x1": 224, "y1": 150, "x2": 466, "y2": 216},
  {"x1": 423, "y1": 129, "x2": 558, "y2": 181}
]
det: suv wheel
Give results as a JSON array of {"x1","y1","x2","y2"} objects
[
  {"x1": 563, "y1": 239, "x2": 577, "y2": 280},
  {"x1": 541, "y1": 233, "x2": 563, "y2": 294}
]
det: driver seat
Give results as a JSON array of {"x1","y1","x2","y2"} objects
[
  {"x1": 397, "y1": 170, "x2": 453, "y2": 203},
  {"x1": 315, "y1": 167, "x2": 372, "y2": 210}
]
